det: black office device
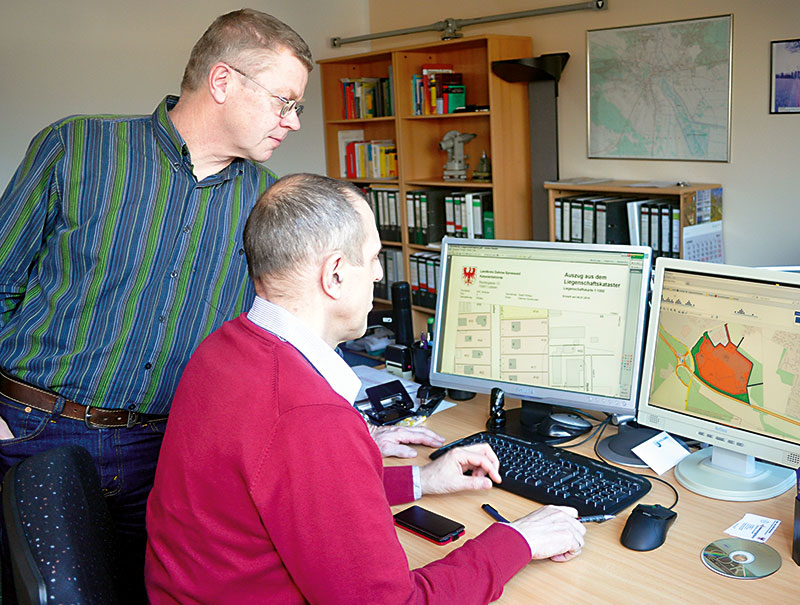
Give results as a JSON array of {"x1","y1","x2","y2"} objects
[
  {"x1": 430, "y1": 432, "x2": 651, "y2": 516},
  {"x1": 363, "y1": 380, "x2": 415, "y2": 426},
  {"x1": 367, "y1": 281, "x2": 414, "y2": 347}
]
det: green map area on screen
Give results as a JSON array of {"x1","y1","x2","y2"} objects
[{"x1": 650, "y1": 316, "x2": 800, "y2": 442}]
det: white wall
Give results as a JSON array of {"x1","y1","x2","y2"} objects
[
  {"x1": 0, "y1": 0, "x2": 371, "y2": 186},
  {"x1": 4, "y1": 1, "x2": 798, "y2": 266},
  {"x1": 367, "y1": 0, "x2": 800, "y2": 266}
]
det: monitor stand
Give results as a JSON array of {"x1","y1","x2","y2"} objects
[
  {"x1": 674, "y1": 445, "x2": 795, "y2": 501},
  {"x1": 597, "y1": 420, "x2": 691, "y2": 467},
  {"x1": 492, "y1": 399, "x2": 589, "y2": 447},
  {"x1": 596, "y1": 421, "x2": 661, "y2": 467}
]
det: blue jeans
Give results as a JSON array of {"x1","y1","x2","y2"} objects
[{"x1": 0, "y1": 392, "x2": 166, "y2": 603}]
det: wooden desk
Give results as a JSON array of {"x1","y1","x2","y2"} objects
[{"x1": 389, "y1": 395, "x2": 797, "y2": 602}]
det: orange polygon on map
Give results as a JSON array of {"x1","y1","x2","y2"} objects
[{"x1": 691, "y1": 325, "x2": 753, "y2": 401}]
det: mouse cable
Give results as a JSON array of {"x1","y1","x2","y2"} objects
[
  {"x1": 560, "y1": 414, "x2": 613, "y2": 449},
  {"x1": 590, "y1": 421, "x2": 681, "y2": 510},
  {"x1": 558, "y1": 407, "x2": 606, "y2": 425},
  {"x1": 640, "y1": 474, "x2": 679, "y2": 510}
]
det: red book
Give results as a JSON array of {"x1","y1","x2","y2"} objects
[
  {"x1": 345, "y1": 141, "x2": 358, "y2": 179},
  {"x1": 421, "y1": 63, "x2": 453, "y2": 74}
]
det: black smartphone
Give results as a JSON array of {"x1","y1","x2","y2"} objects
[{"x1": 393, "y1": 505, "x2": 465, "y2": 545}]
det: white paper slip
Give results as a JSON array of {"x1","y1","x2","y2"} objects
[
  {"x1": 631, "y1": 431, "x2": 691, "y2": 475},
  {"x1": 724, "y1": 514, "x2": 781, "y2": 543}
]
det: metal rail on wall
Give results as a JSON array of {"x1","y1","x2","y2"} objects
[{"x1": 330, "y1": 0, "x2": 606, "y2": 47}]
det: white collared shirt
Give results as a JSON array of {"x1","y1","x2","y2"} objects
[{"x1": 247, "y1": 296, "x2": 361, "y2": 403}]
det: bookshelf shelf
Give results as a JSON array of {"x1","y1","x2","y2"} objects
[
  {"x1": 402, "y1": 111, "x2": 490, "y2": 120},
  {"x1": 406, "y1": 179, "x2": 493, "y2": 188},
  {"x1": 319, "y1": 35, "x2": 533, "y2": 329},
  {"x1": 350, "y1": 178, "x2": 400, "y2": 186},
  {"x1": 327, "y1": 116, "x2": 397, "y2": 125}
]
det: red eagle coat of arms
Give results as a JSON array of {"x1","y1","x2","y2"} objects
[{"x1": 463, "y1": 267, "x2": 477, "y2": 285}]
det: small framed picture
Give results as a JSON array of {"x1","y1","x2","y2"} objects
[{"x1": 770, "y1": 39, "x2": 800, "y2": 113}]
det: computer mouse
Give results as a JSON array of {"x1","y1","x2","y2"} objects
[{"x1": 620, "y1": 504, "x2": 677, "y2": 551}]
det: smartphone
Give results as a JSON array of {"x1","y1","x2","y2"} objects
[{"x1": 393, "y1": 505, "x2": 465, "y2": 545}]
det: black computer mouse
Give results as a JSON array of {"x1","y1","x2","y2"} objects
[{"x1": 620, "y1": 504, "x2": 677, "y2": 551}]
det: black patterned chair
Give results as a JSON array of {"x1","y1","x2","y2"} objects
[{"x1": 2, "y1": 445, "x2": 121, "y2": 604}]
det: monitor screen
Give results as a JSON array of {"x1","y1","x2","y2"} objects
[
  {"x1": 637, "y1": 257, "x2": 800, "y2": 500},
  {"x1": 430, "y1": 238, "x2": 652, "y2": 428}
]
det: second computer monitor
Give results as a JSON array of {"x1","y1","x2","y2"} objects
[
  {"x1": 637, "y1": 257, "x2": 800, "y2": 500},
  {"x1": 430, "y1": 238, "x2": 652, "y2": 434}
]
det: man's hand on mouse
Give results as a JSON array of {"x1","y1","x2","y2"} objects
[{"x1": 510, "y1": 505, "x2": 586, "y2": 562}]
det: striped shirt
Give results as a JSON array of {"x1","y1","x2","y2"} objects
[{"x1": 0, "y1": 96, "x2": 276, "y2": 414}]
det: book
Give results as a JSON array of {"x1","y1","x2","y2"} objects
[
  {"x1": 406, "y1": 191, "x2": 417, "y2": 244},
  {"x1": 339, "y1": 77, "x2": 383, "y2": 119},
  {"x1": 442, "y1": 84, "x2": 466, "y2": 113},
  {"x1": 554, "y1": 198, "x2": 563, "y2": 241},
  {"x1": 418, "y1": 189, "x2": 446, "y2": 244},
  {"x1": 338, "y1": 129, "x2": 364, "y2": 178},
  {"x1": 465, "y1": 191, "x2": 492, "y2": 238}
]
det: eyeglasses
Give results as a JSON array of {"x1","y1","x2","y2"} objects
[{"x1": 228, "y1": 64, "x2": 304, "y2": 118}]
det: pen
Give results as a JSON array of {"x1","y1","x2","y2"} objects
[
  {"x1": 578, "y1": 514, "x2": 615, "y2": 523},
  {"x1": 481, "y1": 503, "x2": 509, "y2": 523}
]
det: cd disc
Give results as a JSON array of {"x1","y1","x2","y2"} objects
[{"x1": 701, "y1": 538, "x2": 781, "y2": 579}]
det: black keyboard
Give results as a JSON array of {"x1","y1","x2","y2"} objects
[{"x1": 430, "y1": 432, "x2": 651, "y2": 516}]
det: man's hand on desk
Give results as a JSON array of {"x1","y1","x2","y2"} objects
[
  {"x1": 419, "y1": 443, "x2": 501, "y2": 495},
  {"x1": 369, "y1": 424, "x2": 445, "y2": 458},
  {"x1": 510, "y1": 506, "x2": 586, "y2": 563}
]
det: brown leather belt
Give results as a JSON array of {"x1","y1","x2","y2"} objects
[{"x1": 0, "y1": 372, "x2": 167, "y2": 429}]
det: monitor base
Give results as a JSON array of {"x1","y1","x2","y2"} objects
[
  {"x1": 596, "y1": 424, "x2": 659, "y2": 467},
  {"x1": 447, "y1": 389, "x2": 475, "y2": 401},
  {"x1": 491, "y1": 407, "x2": 578, "y2": 446},
  {"x1": 675, "y1": 447, "x2": 795, "y2": 501}
]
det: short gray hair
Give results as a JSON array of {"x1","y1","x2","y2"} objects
[
  {"x1": 244, "y1": 174, "x2": 369, "y2": 284},
  {"x1": 181, "y1": 9, "x2": 313, "y2": 93}
]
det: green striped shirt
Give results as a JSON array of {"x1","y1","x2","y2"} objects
[{"x1": 0, "y1": 96, "x2": 275, "y2": 414}]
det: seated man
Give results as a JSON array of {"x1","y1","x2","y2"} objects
[{"x1": 145, "y1": 173, "x2": 585, "y2": 603}]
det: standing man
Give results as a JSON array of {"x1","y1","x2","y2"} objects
[
  {"x1": 0, "y1": 8, "x2": 311, "y2": 599},
  {"x1": 146, "y1": 174, "x2": 586, "y2": 603}
]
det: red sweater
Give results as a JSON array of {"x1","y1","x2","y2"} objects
[{"x1": 145, "y1": 315, "x2": 530, "y2": 604}]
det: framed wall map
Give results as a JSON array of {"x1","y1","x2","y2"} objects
[{"x1": 587, "y1": 15, "x2": 732, "y2": 162}]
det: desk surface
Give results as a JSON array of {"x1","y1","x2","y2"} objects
[{"x1": 389, "y1": 394, "x2": 797, "y2": 602}]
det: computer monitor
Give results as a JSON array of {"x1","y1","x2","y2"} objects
[
  {"x1": 429, "y1": 237, "x2": 652, "y2": 442},
  {"x1": 637, "y1": 257, "x2": 800, "y2": 501}
]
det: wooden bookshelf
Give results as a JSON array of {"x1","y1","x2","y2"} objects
[
  {"x1": 319, "y1": 35, "x2": 533, "y2": 330},
  {"x1": 544, "y1": 180, "x2": 723, "y2": 258}
]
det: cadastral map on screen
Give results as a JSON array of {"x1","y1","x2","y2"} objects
[{"x1": 439, "y1": 250, "x2": 640, "y2": 400}]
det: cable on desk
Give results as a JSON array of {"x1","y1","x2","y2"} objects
[
  {"x1": 642, "y1": 474, "x2": 679, "y2": 510},
  {"x1": 590, "y1": 420, "x2": 680, "y2": 510},
  {"x1": 560, "y1": 414, "x2": 613, "y2": 449}
]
